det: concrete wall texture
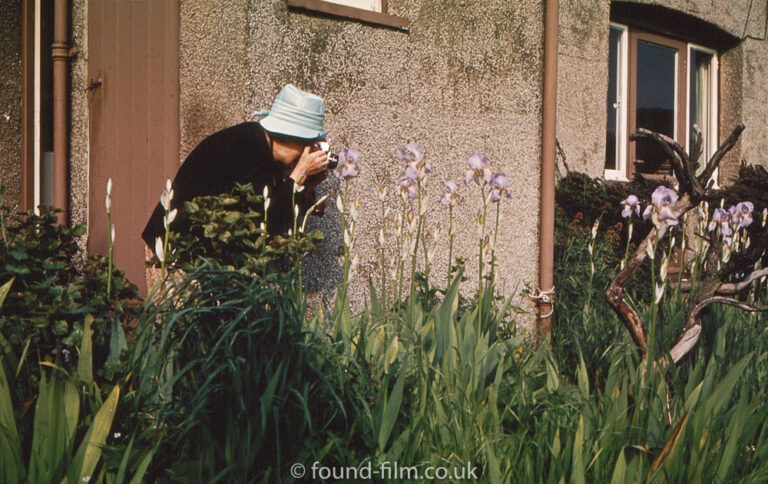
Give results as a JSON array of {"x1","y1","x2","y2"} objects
[
  {"x1": 557, "y1": 0, "x2": 611, "y2": 177},
  {"x1": 3, "y1": 0, "x2": 768, "y2": 328},
  {"x1": 69, "y1": 0, "x2": 90, "y2": 229},
  {"x1": 0, "y1": 0, "x2": 23, "y2": 212},
  {"x1": 179, "y1": 0, "x2": 546, "y2": 319}
]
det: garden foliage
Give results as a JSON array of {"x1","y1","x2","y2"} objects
[{"x1": 2, "y1": 145, "x2": 768, "y2": 482}]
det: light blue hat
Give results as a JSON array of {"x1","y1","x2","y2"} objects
[{"x1": 255, "y1": 84, "x2": 327, "y2": 140}]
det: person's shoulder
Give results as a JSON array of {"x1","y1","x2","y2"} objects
[
  {"x1": 208, "y1": 121, "x2": 263, "y2": 138},
  {"x1": 190, "y1": 121, "x2": 265, "y2": 153}
]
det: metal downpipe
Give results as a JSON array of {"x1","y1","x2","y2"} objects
[
  {"x1": 52, "y1": 0, "x2": 70, "y2": 224},
  {"x1": 537, "y1": 0, "x2": 558, "y2": 336}
]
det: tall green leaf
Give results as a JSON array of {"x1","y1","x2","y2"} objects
[
  {"x1": 378, "y1": 369, "x2": 406, "y2": 453},
  {"x1": 572, "y1": 415, "x2": 586, "y2": 484},
  {"x1": 609, "y1": 449, "x2": 627, "y2": 484},
  {"x1": 68, "y1": 383, "x2": 121, "y2": 482},
  {"x1": 0, "y1": 361, "x2": 22, "y2": 483},
  {"x1": 0, "y1": 277, "x2": 14, "y2": 308},
  {"x1": 78, "y1": 315, "x2": 94, "y2": 383}
]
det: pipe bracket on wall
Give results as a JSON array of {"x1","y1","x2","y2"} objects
[{"x1": 86, "y1": 78, "x2": 102, "y2": 92}]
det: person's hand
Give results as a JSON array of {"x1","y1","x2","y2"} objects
[{"x1": 291, "y1": 146, "x2": 328, "y2": 184}]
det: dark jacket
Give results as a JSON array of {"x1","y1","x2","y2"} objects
[{"x1": 142, "y1": 122, "x2": 304, "y2": 249}]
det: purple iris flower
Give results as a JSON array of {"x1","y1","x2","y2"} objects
[
  {"x1": 620, "y1": 194, "x2": 641, "y2": 218},
  {"x1": 440, "y1": 180, "x2": 460, "y2": 207},
  {"x1": 396, "y1": 142, "x2": 424, "y2": 163},
  {"x1": 398, "y1": 165, "x2": 418, "y2": 187},
  {"x1": 651, "y1": 185, "x2": 678, "y2": 208},
  {"x1": 708, "y1": 208, "x2": 730, "y2": 233},
  {"x1": 488, "y1": 172, "x2": 510, "y2": 203},
  {"x1": 729, "y1": 201, "x2": 754, "y2": 229},
  {"x1": 397, "y1": 164, "x2": 419, "y2": 200},
  {"x1": 643, "y1": 186, "x2": 679, "y2": 226},
  {"x1": 396, "y1": 142, "x2": 431, "y2": 176},
  {"x1": 464, "y1": 152, "x2": 492, "y2": 186},
  {"x1": 333, "y1": 148, "x2": 361, "y2": 179}
]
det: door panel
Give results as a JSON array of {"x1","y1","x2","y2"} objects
[{"x1": 88, "y1": 0, "x2": 179, "y2": 296}]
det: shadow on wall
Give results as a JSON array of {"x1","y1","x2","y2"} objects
[{"x1": 302, "y1": 173, "x2": 344, "y2": 308}]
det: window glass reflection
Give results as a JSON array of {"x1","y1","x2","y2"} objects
[
  {"x1": 636, "y1": 41, "x2": 676, "y2": 175},
  {"x1": 690, "y1": 49, "x2": 713, "y2": 171}
]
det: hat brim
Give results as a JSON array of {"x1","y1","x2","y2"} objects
[{"x1": 260, "y1": 116, "x2": 327, "y2": 140}]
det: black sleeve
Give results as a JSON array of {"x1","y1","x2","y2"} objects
[{"x1": 142, "y1": 122, "x2": 292, "y2": 250}]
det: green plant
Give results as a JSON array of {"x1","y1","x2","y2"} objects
[
  {"x1": 116, "y1": 261, "x2": 359, "y2": 483},
  {"x1": 0, "y1": 202, "x2": 138, "y2": 404},
  {"x1": 159, "y1": 182, "x2": 323, "y2": 273},
  {"x1": 0, "y1": 309, "x2": 152, "y2": 483}
]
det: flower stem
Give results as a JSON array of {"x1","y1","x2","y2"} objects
[
  {"x1": 380, "y1": 196, "x2": 388, "y2": 304},
  {"x1": 410, "y1": 179, "x2": 423, "y2": 294},
  {"x1": 396, "y1": 200, "x2": 407, "y2": 304},
  {"x1": 447, "y1": 205, "x2": 454, "y2": 286},
  {"x1": 623, "y1": 220, "x2": 632, "y2": 267},
  {"x1": 478, "y1": 182, "x2": 487, "y2": 294},
  {"x1": 341, "y1": 181, "x2": 351, "y2": 302},
  {"x1": 106, "y1": 211, "x2": 113, "y2": 300},
  {"x1": 490, "y1": 202, "x2": 500, "y2": 284}
]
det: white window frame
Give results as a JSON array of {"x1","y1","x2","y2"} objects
[
  {"x1": 605, "y1": 26, "x2": 719, "y2": 183},
  {"x1": 685, "y1": 43, "x2": 719, "y2": 186},
  {"x1": 605, "y1": 23, "x2": 629, "y2": 182}
]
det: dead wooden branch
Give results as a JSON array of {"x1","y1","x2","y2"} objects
[
  {"x1": 698, "y1": 123, "x2": 745, "y2": 184},
  {"x1": 678, "y1": 266, "x2": 768, "y2": 295},
  {"x1": 660, "y1": 297, "x2": 768, "y2": 366},
  {"x1": 607, "y1": 125, "x2": 757, "y2": 364}
]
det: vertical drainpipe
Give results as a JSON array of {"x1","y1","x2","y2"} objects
[
  {"x1": 52, "y1": 0, "x2": 69, "y2": 225},
  {"x1": 537, "y1": 0, "x2": 558, "y2": 336}
]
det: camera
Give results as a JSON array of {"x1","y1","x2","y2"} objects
[{"x1": 314, "y1": 141, "x2": 339, "y2": 169}]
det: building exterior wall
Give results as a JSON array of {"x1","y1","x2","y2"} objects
[
  {"x1": 556, "y1": 0, "x2": 611, "y2": 177},
  {"x1": 69, "y1": 0, "x2": 89, "y2": 229},
  {"x1": 0, "y1": 0, "x2": 23, "y2": 212},
  {"x1": 178, "y1": 0, "x2": 547, "y2": 319},
  {"x1": 740, "y1": 37, "x2": 768, "y2": 175},
  {"x1": 3, "y1": 0, "x2": 767, "y2": 325}
]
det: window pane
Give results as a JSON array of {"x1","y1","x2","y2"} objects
[
  {"x1": 636, "y1": 40, "x2": 676, "y2": 175},
  {"x1": 605, "y1": 28, "x2": 622, "y2": 170},
  {"x1": 690, "y1": 49, "x2": 712, "y2": 171}
]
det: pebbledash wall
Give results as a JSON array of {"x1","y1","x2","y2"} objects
[
  {"x1": 2, "y1": 0, "x2": 768, "y2": 331},
  {"x1": 0, "y1": 0, "x2": 23, "y2": 213},
  {"x1": 176, "y1": 0, "x2": 546, "y2": 322}
]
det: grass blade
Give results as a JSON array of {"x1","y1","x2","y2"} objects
[
  {"x1": 609, "y1": 449, "x2": 627, "y2": 484},
  {"x1": 69, "y1": 383, "x2": 121, "y2": 482},
  {"x1": 378, "y1": 369, "x2": 406, "y2": 453},
  {"x1": 648, "y1": 410, "x2": 689, "y2": 479},
  {"x1": 0, "y1": 359, "x2": 22, "y2": 483},
  {"x1": 0, "y1": 277, "x2": 13, "y2": 308}
]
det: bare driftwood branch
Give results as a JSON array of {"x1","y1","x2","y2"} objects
[
  {"x1": 608, "y1": 125, "x2": 751, "y2": 364},
  {"x1": 606, "y1": 194, "x2": 693, "y2": 351},
  {"x1": 698, "y1": 124, "x2": 745, "y2": 184},
  {"x1": 678, "y1": 266, "x2": 768, "y2": 295},
  {"x1": 660, "y1": 297, "x2": 768, "y2": 366},
  {"x1": 631, "y1": 129, "x2": 701, "y2": 197},
  {"x1": 689, "y1": 124, "x2": 703, "y2": 174}
]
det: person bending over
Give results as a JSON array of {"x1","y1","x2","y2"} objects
[{"x1": 142, "y1": 83, "x2": 331, "y2": 251}]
